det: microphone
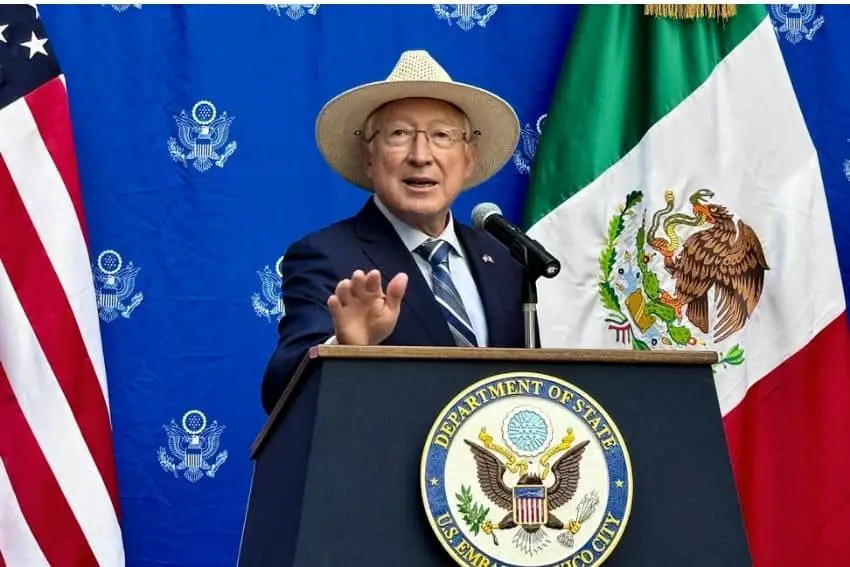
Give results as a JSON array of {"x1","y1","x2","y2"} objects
[{"x1": 471, "y1": 202, "x2": 561, "y2": 279}]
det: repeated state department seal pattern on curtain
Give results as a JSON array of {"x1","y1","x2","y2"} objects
[
  {"x1": 36, "y1": 4, "x2": 577, "y2": 565},
  {"x1": 33, "y1": 3, "x2": 850, "y2": 566}
]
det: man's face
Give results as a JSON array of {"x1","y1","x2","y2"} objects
[{"x1": 361, "y1": 98, "x2": 477, "y2": 234}]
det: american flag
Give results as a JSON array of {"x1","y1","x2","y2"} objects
[
  {"x1": 0, "y1": 5, "x2": 124, "y2": 566},
  {"x1": 513, "y1": 485, "x2": 547, "y2": 525}
]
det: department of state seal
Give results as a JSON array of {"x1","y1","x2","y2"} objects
[{"x1": 420, "y1": 371, "x2": 633, "y2": 567}]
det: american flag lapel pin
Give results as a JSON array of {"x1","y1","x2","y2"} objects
[{"x1": 482, "y1": 254, "x2": 494, "y2": 264}]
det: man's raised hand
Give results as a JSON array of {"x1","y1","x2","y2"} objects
[{"x1": 327, "y1": 269, "x2": 408, "y2": 346}]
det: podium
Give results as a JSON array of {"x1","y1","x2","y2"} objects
[{"x1": 237, "y1": 345, "x2": 752, "y2": 566}]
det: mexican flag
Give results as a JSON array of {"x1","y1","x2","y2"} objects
[{"x1": 525, "y1": 4, "x2": 850, "y2": 565}]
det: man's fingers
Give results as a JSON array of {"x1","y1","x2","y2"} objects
[
  {"x1": 349, "y1": 270, "x2": 369, "y2": 299},
  {"x1": 385, "y1": 272, "x2": 408, "y2": 311},
  {"x1": 336, "y1": 269, "x2": 393, "y2": 312},
  {"x1": 327, "y1": 293, "x2": 342, "y2": 316},
  {"x1": 364, "y1": 269, "x2": 382, "y2": 295},
  {"x1": 334, "y1": 278, "x2": 353, "y2": 307}
]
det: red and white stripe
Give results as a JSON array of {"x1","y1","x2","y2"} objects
[
  {"x1": 724, "y1": 312, "x2": 850, "y2": 565},
  {"x1": 0, "y1": 76, "x2": 125, "y2": 565},
  {"x1": 516, "y1": 497, "x2": 544, "y2": 524}
]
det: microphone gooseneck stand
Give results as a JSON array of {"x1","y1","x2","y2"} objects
[
  {"x1": 522, "y1": 274, "x2": 538, "y2": 350},
  {"x1": 513, "y1": 244, "x2": 558, "y2": 349}
]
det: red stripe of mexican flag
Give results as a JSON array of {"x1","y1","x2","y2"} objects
[{"x1": 524, "y1": 5, "x2": 850, "y2": 565}]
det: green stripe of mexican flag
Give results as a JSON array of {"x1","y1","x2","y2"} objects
[
  {"x1": 525, "y1": 4, "x2": 763, "y2": 225},
  {"x1": 524, "y1": 4, "x2": 850, "y2": 566}
]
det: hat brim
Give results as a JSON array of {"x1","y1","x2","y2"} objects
[{"x1": 315, "y1": 79, "x2": 520, "y2": 191}]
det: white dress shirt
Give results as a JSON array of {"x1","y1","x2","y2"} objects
[{"x1": 325, "y1": 197, "x2": 489, "y2": 346}]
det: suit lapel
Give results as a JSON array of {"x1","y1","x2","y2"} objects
[
  {"x1": 354, "y1": 199, "x2": 455, "y2": 346},
  {"x1": 455, "y1": 223, "x2": 510, "y2": 347}
]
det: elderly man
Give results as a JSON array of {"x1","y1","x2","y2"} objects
[{"x1": 261, "y1": 50, "x2": 528, "y2": 414}]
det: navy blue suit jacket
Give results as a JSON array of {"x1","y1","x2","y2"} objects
[{"x1": 261, "y1": 197, "x2": 531, "y2": 414}]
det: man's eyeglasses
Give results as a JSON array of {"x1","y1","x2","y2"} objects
[{"x1": 363, "y1": 126, "x2": 469, "y2": 150}]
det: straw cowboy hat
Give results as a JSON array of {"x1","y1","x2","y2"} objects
[{"x1": 315, "y1": 49, "x2": 520, "y2": 191}]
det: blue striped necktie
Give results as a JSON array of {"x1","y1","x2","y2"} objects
[{"x1": 415, "y1": 238, "x2": 479, "y2": 347}]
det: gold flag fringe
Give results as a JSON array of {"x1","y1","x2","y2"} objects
[{"x1": 643, "y1": 4, "x2": 737, "y2": 20}]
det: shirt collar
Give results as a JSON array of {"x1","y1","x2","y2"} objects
[{"x1": 373, "y1": 195, "x2": 464, "y2": 258}]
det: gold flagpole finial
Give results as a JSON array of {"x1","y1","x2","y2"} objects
[{"x1": 643, "y1": 4, "x2": 737, "y2": 21}]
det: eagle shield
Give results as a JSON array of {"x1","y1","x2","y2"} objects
[{"x1": 513, "y1": 485, "x2": 548, "y2": 526}]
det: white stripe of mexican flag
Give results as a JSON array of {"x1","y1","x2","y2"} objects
[{"x1": 524, "y1": 5, "x2": 850, "y2": 566}]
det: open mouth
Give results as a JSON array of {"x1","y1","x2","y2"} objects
[{"x1": 403, "y1": 176, "x2": 438, "y2": 189}]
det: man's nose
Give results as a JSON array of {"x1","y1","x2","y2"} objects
[{"x1": 407, "y1": 131, "x2": 434, "y2": 164}]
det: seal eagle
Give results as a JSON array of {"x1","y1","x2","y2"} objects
[{"x1": 464, "y1": 438, "x2": 589, "y2": 533}]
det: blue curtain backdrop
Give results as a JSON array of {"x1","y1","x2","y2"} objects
[{"x1": 36, "y1": 4, "x2": 849, "y2": 566}]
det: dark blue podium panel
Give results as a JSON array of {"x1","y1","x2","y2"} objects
[{"x1": 238, "y1": 348, "x2": 751, "y2": 567}]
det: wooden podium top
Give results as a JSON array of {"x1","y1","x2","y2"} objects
[
  {"x1": 307, "y1": 344, "x2": 718, "y2": 364},
  {"x1": 251, "y1": 345, "x2": 717, "y2": 457}
]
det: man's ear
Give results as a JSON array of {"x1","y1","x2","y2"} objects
[
  {"x1": 360, "y1": 140, "x2": 374, "y2": 179},
  {"x1": 463, "y1": 141, "x2": 478, "y2": 180}
]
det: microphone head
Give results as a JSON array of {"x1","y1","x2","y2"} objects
[{"x1": 471, "y1": 202, "x2": 502, "y2": 229}]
